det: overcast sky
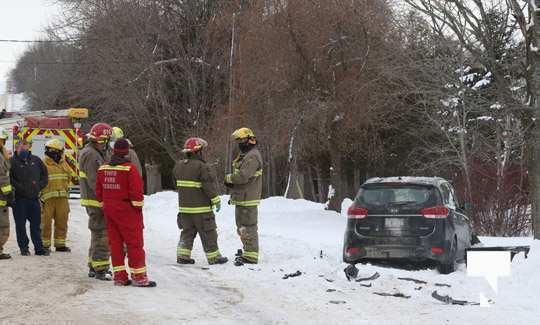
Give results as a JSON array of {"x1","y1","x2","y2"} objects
[{"x1": 0, "y1": 0, "x2": 60, "y2": 91}]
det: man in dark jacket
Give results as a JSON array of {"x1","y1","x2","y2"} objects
[{"x1": 10, "y1": 139, "x2": 49, "y2": 256}]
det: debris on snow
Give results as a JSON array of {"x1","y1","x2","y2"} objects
[
  {"x1": 326, "y1": 289, "x2": 337, "y2": 293},
  {"x1": 329, "y1": 300, "x2": 347, "y2": 305},
  {"x1": 373, "y1": 292, "x2": 411, "y2": 299},
  {"x1": 282, "y1": 271, "x2": 302, "y2": 279},
  {"x1": 431, "y1": 291, "x2": 480, "y2": 306},
  {"x1": 355, "y1": 272, "x2": 381, "y2": 283},
  {"x1": 434, "y1": 283, "x2": 452, "y2": 288},
  {"x1": 344, "y1": 264, "x2": 359, "y2": 281},
  {"x1": 397, "y1": 277, "x2": 427, "y2": 285}
]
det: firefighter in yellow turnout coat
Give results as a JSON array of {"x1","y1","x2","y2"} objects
[
  {"x1": 40, "y1": 139, "x2": 73, "y2": 252},
  {"x1": 0, "y1": 128, "x2": 13, "y2": 260},
  {"x1": 225, "y1": 128, "x2": 263, "y2": 266},
  {"x1": 174, "y1": 137, "x2": 228, "y2": 265}
]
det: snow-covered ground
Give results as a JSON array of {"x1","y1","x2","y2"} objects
[{"x1": 0, "y1": 192, "x2": 537, "y2": 324}]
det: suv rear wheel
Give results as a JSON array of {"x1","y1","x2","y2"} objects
[{"x1": 438, "y1": 237, "x2": 457, "y2": 274}]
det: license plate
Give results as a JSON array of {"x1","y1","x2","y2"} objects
[{"x1": 385, "y1": 218, "x2": 404, "y2": 228}]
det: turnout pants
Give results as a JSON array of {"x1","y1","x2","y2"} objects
[
  {"x1": 235, "y1": 206, "x2": 259, "y2": 263},
  {"x1": 177, "y1": 213, "x2": 222, "y2": 263},
  {"x1": 41, "y1": 197, "x2": 70, "y2": 248},
  {"x1": 0, "y1": 207, "x2": 9, "y2": 254},
  {"x1": 13, "y1": 197, "x2": 44, "y2": 252},
  {"x1": 104, "y1": 202, "x2": 147, "y2": 282},
  {"x1": 86, "y1": 207, "x2": 110, "y2": 271}
]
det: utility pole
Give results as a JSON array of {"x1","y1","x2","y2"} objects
[{"x1": 225, "y1": 13, "x2": 237, "y2": 174}]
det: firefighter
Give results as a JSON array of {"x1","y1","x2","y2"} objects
[
  {"x1": 109, "y1": 126, "x2": 142, "y2": 177},
  {"x1": 79, "y1": 122, "x2": 113, "y2": 280},
  {"x1": 40, "y1": 139, "x2": 72, "y2": 252},
  {"x1": 0, "y1": 128, "x2": 14, "y2": 260},
  {"x1": 224, "y1": 128, "x2": 263, "y2": 265},
  {"x1": 96, "y1": 139, "x2": 156, "y2": 287},
  {"x1": 174, "y1": 137, "x2": 228, "y2": 265}
]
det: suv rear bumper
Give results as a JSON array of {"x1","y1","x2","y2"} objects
[{"x1": 343, "y1": 230, "x2": 451, "y2": 263}]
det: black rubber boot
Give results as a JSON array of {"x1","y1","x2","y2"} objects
[
  {"x1": 234, "y1": 256, "x2": 257, "y2": 266},
  {"x1": 35, "y1": 248, "x2": 50, "y2": 256},
  {"x1": 56, "y1": 246, "x2": 71, "y2": 252},
  {"x1": 177, "y1": 257, "x2": 195, "y2": 264},
  {"x1": 133, "y1": 280, "x2": 157, "y2": 288},
  {"x1": 88, "y1": 267, "x2": 96, "y2": 278},
  {"x1": 21, "y1": 249, "x2": 31, "y2": 256},
  {"x1": 0, "y1": 253, "x2": 11, "y2": 260},
  {"x1": 95, "y1": 270, "x2": 112, "y2": 281},
  {"x1": 209, "y1": 256, "x2": 228, "y2": 265}
]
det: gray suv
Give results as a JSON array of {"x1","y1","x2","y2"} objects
[{"x1": 343, "y1": 176, "x2": 473, "y2": 274}]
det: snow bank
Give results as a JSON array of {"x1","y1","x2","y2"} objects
[{"x1": 0, "y1": 192, "x2": 538, "y2": 324}]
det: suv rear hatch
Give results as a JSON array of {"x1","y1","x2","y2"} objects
[{"x1": 350, "y1": 183, "x2": 442, "y2": 237}]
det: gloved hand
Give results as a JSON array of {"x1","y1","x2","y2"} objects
[
  {"x1": 224, "y1": 181, "x2": 233, "y2": 188},
  {"x1": 213, "y1": 202, "x2": 221, "y2": 213},
  {"x1": 177, "y1": 212, "x2": 183, "y2": 229},
  {"x1": 6, "y1": 192, "x2": 16, "y2": 208}
]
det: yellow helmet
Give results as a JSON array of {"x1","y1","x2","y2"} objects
[
  {"x1": 112, "y1": 126, "x2": 124, "y2": 140},
  {"x1": 45, "y1": 138, "x2": 64, "y2": 151},
  {"x1": 0, "y1": 128, "x2": 9, "y2": 140},
  {"x1": 231, "y1": 127, "x2": 255, "y2": 140}
]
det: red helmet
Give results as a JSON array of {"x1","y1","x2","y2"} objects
[
  {"x1": 182, "y1": 137, "x2": 208, "y2": 153},
  {"x1": 87, "y1": 123, "x2": 113, "y2": 142}
]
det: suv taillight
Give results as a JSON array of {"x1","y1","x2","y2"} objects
[
  {"x1": 347, "y1": 206, "x2": 368, "y2": 219},
  {"x1": 421, "y1": 206, "x2": 449, "y2": 219}
]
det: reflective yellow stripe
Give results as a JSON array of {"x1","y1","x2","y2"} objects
[
  {"x1": 225, "y1": 174, "x2": 232, "y2": 183},
  {"x1": 243, "y1": 251, "x2": 259, "y2": 258},
  {"x1": 176, "y1": 180, "x2": 203, "y2": 188},
  {"x1": 131, "y1": 200, "x2": 144, "y2": 207},
  {"x1": 42, "y1": 240, "x2": 51, "y2": 246},
  {"x1": 79, "y1": 171, "x2": 87, "y2": 178},
  {"x1": 254, "y1": 169, "x2": 263, "y2": 177},
  {"x1": 113, "y1": 265, "x2": 127, "y2": 272},
  {"x1": 177, "y1": 248, "x2": 192, "y2": 256},
  {"x1": 179, "y1": 206, "x2": 213, "y2": 214},
  {"x1": 91, "y1": 259, "x2": 110, "y2": 268},
  {"x1": 206, "y1": 250, "x2": 220, "y2": 259},
  {"x1": 1, "y1": 184, "x2": 12, "y2": 194},
  {"x1": 211, "y1": 196, "x2": 221, "y2": 205},
  {"x1": 98, "y1": 165, "x2": 132, "y2": 172},
  {"x1": 242, "y1": 251, "x2": 259, "y2": 262},
  {"x1": 230, "y1": 199, "x2": 260, "y2": 207},
  {"x1": 81, "y1": 199, "x2": 103, "y2": 208},
  {"x1": 41, "y1": 191, "x2": 69, "y2": 201},
  {"x1": 131, "y1": 266, "x2": 147, "y2": 274},
  {"x1": 48, "y1": 173, "x2": 69, "y2": 180},
  {"x1": 0, "y1": 200, "x2": 6, "y2": 207},
  {"x1": 54, "y1": 239, "x2": 66, "y2": 246}
]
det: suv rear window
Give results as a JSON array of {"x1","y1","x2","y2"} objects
[{"x1": 356, "y1": 185, "x2": 439, "y2": 208}]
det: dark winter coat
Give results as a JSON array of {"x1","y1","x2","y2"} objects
[
  {"x1": 173, "y1": 155, "x2": 221, "y2": 214},
  {"x1": 10, "y1": 153, "x2": 48, "y2": 200}
]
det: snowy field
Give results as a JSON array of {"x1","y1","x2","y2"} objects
[{"x1": 0, "y1": 192, "x2": 537, "y2": 324}]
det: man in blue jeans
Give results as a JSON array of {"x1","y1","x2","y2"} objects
[{"x1": 10, "y1": 140, "x2": 49, "y2": 256}]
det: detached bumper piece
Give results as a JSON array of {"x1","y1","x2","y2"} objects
[
  {"x1": 432, "y1": 291, "x2": 480, "y2": 306},
  {"x1": 467, "y1": 246, "x2": 530, "y2": 261}
]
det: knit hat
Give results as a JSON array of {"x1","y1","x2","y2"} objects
[{"x1": 113, "y1": 138, "x2": 130, "y2": 155}]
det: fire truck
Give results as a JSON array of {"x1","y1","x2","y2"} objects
[{"x1": 0, "y1": 108, "x2": 89, "y2": 192}]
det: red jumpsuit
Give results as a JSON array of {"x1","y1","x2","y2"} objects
[{"x1": 96, "y1": 162, "x2": 147, "y2": 283}]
